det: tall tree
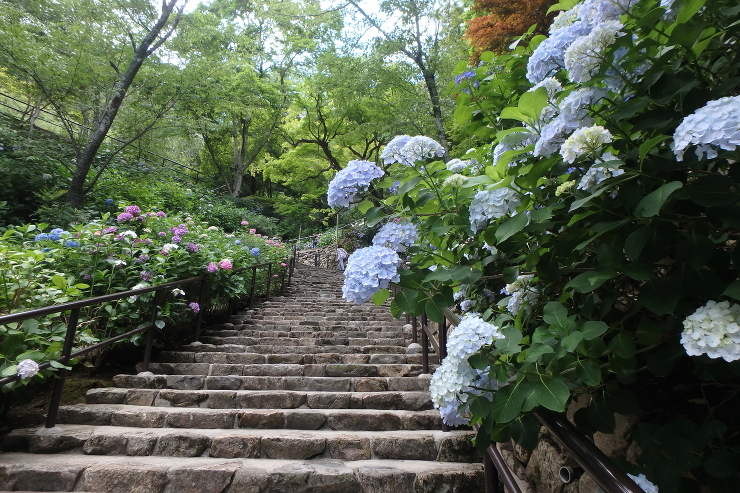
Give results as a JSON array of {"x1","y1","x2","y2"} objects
[
  {"x1": 0, "y1": 0, "x2": 184, "y2": 208},
  {"x1": 343, "y1": 0, "x2": 464, "y2": 159}
]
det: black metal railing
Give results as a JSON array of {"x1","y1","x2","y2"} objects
[
  {"x1": 0, "y1": 254, "x2": 295, "y2": 429},
  {"x1": 405, "y1": 307, "x2": 646, "y2": 493},
  {"x1": 0, "y1": 91, "x2": 201, "y2": 182}
]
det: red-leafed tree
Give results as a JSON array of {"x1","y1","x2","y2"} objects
[{"x1": 465, "y1": 0, "x2": 558, "y2": 61}]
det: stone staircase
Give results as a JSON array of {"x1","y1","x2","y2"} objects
[{"x1": 0, "y1": 263, "x2": 483, "y2": 492}]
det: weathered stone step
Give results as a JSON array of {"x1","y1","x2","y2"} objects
[
  {"x1": 175, "y1": 343, "x2": 409, "y2": 355},
  {"x1": 56, "y1": 405, "x2": 443, "y2": 431},
  {"x1": 0, "y1": 452, "x2": 483, "y2": 492},
  {"x1": 86, "y1": 388, "x2": 432, "y2": 411},
  {"x1": 199, "y1": 336, "x2": 407, "y2": 347},
  {"x1": 113, "y1": 374, "x2": 432, "y2": 393},
  {"x1": 3, "y1": 425, "x2": 477, "y2": 462},
  {"x1": 202, "y1": 328, "x2": 407, "y2": 338},
  {"x1": 159, "y1": 351, "x2": 434, "y2": 366},
  {"x1": 138, "y1": 362, "x2": 435, "y2": 378}
]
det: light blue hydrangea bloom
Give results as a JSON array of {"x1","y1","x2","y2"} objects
[
  {"x1": 446, "y1": 158, "x2": 471, "y2": 173},
  {"x1": 564, "y1": 20, "x2": 624, "y2": 83},
  {"x1": 381, "y1": 135, "x2": 412, "y2": 165},
  {"x1": 34, "y1": 233, "x2": 49, "y2": 241},
  {"x1": 251, "y1": 247, "x2": 260, "y2": 256},
  {"x1": 372, "y1": 221, "x2": 418, "y2": 252},
  {"x1": 439, "y1": 399, "x2": 470, "y2": 427},
  {"x1": 327, "y1": 160, "x2": 385, "y2": 208},
  {"x1": 64, "y1": 240, "x2": 80, "y2": 248},
  {"x1": 576, "y1": 155, "x2": 624, "y2": 193},
  {"x1": 627, "y1": 474, "x2": 659, "y2": 493},
  {"x1": 527, "y1": 20, "x2": 591, "y2": 83},
  {"x1": 429, "y1": 314, "x2": 504, "y2": 409},
  {"x1": 399, "y1": 136, "x2": 445, "y2": 166},
  {"x1": 672, "y1": 95, "x2": 740, "y2": 161},
  {"x1": 342, "y1": 245, "x2": 402, "y2": 304},
  {"x1": 534, "y1": 87, "x2": 606, "y2": 157},
  {"x1": 469, "y1": 187, "x2": 521, "y2": 233}
]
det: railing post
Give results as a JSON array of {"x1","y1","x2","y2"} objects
[
  {"x1": 421, "y1": 313, "x2": 429, "y2": 374},
  {"x1": 46, "y1": 307, "x2": 80, "y2": 428},
  {"x1": 266, "y1": 264, "x2": 272, "y2": 299},
  {"x1": 195, "y1": 278, "x2": 207, "y2": 341},
  {"x1": 411, "y1": 315, "x2": 418, "y2": 344},
  {"x1": 142, "y1": 290, "x2": 164, "y2": 372},
  {"x1": 439, "y1": 319, "x2": 448, "y2": 360},
  {"x1": 249, "y1": 268, "x2": 257, "y2": 310},
  {"x1": 484, "y1": 452, "x2": 501, "y2": 493}
]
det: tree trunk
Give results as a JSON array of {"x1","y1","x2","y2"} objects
[
  {"x1": 66, "y1": 0, "x2": 181, "y2": 209},
  {"x1": 419, "y1": 64, "x2": 449, "y2": 161}
]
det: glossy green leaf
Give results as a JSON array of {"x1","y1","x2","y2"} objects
[
  {"x1": 534, "y1": 376, "x2": 569, "y2": 412},
  {"x1": 634, "y1": 181, "x2": 683, "y2": 218}
]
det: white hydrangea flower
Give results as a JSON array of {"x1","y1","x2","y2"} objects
[
  {"x1": 577, "y1": 0, "x2": 635, "y2": 26},
  {"x1": 121, "y1": 230, "x2": 138, "y2": 238},
  {"x1": 128, "y1": 282, "x2": 149, "y2": 302},
  {"x1": 672, "y1": 96, "x2": 740, "y2": 161},
  {"x1": 577, "y1": 160, "x2": 624, "y2": 193},
  {"x1": 556, "y1": 180, "x2": 577, "y2": 196},
  {"x1": 446, "y1": 158, "x2": 473, "y2": 173},
  {"x1": 534, "y1": 87, "x2": 606, "y2": 157},
  {"x1": 493, "y1": 132, "x2": 537, "y2": 167},
  {"x1": 550, "y1": 9, "x2": 579, "y2": 32},
  {"x1": 429, "y1": 314, "x2": 504, "y2": 408},
  {"x1": 399, "y1": 135, "x2": 445, "y2": 165},
  {"x1": 327, "y1": 160, "x2": 385, "y2": 208},
  {"x1": 172, "y1": 288, "x2": 185, "y2": 296},
  {"x1": 560, "y1": 125, "x2": 613, "y2": 163},
  {"x1": 381, "y1": 135, "x2": 412, "y2": 165},
  {"x1": 530, "y1": 77, "x2": 563, "y2": 100},
  {"x1": 443, "y1": 174, "x2": 467, "y2": 188},
  {"x1": 439, "y1": 399, "x2": 470, "y2": 426},
  {"x1": 469, "y1": 187, "x2": 522, "y2": 233},
  {"x1": 372, "y1": 221, "x2": 418, "y2": 252},
  {"x1": 627, "y1": 473, "x2": 659, "y2": 493},
  {"x1": 565, "y1": 20, "x2": 624, "y2": 83},
  {"x1": 16, "y1": 359, "x2": 40, "y2": 379},
  {"x1": 503, "y1": 274, "x2": 539, "y2": 316},
  {"x1": 460, "y1": 299, "x2": 474, "y2": 312},
  {"x1": 342, "y1": 246, "x2": 402, "y2": 304},
  {"x1": 681, "y1": 300, "x2": 740, "y2": 362},
  {"x1": 161, "y1": 243, "x2": 179, "y2": 254}
]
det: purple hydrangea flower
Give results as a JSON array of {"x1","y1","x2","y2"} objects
[
  {"x1": 117, "y1": 212, "x2": 134, "y2": 222},
  {"x1": 207, "y1": 262, "x2": 219, "y2": 273}
]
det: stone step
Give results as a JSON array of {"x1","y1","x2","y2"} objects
[
  {"x1": 159, "y1": 351, "x2": 435, "y2": 366},
  {"x1": 86, "y1": 388, "x2": 432, "y2": 411},
  {"x1": 137, "y1": 362, "x2": 436, "y2": 378},
  {"x1": 3, "y1": 425, "x2": 477, "y2": 463},
  {"x1": 56, "y1": 405, "x2": 443, "y2": 431},
  {"x1": 0, "y1": 452, "x2": 483, "y2": 492},
  {"x1": 198, "y1": 337, "x2": 408, "y2": 347},
  {"x1": 202, "y1": 328, "x2": 407, "y2": 338},
  {"x1": 175, "y1": 343, "x2": 409, "y2": 355},
  {"x1": 113, "y1": 374, "x2": 432, "y2": 393}
]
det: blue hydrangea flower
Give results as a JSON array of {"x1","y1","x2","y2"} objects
[
  {"x1": 469, "y1": 187, "x2": 522, "y2": 233},
  {"x1": 327, "y1": 160, "x2": 385, "y2": 208},
  {"x1": 235, "y1": 240, "x2": 242, "y2": 245},
  {"x1": 342, "y1": 246, "x2": 402, "y2": 304},
  {"x1": 454, "y1": 70, "x2": 475, "y2": 85},
  {"x1": 34, "y1": 233, "x2": 49, "y2": 241},
  {"x1": 251, "y1": 247, "x2": 260, "y2": 257},
  {"x1": 64, "y1": 240, "x2": 80, "y2": 248},
  {"x1": 527, "y1": 20, "x2": 591, "y2": 83},
  {"x1": 381, "y1": 135, "x2": 412, "y2": 165},
  {"x1": 105, "y1": 198, "x2": 114, "y2": 205},
  {"x1": 372, "y1": 221, "x2": 418, "y2": 252},
  {"x1": 399, "y1": 136, "x2": 445, "y2": 165},
  {"x1": 673, "y1": 95, "x2": 740, "y2": 161}
]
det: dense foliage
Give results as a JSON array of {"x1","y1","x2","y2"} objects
[
  {"x1": 336, "y1": 0, "x2": 740, "y2": 490},
  {"x1": 0, "y1": 205, "x2": 289, "y2": 391}
]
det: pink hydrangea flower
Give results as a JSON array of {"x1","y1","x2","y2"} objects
[
  {"x1": 124, "y1": 205, "x2": 141, "y2": 215},
  {"x1": 207, "y1": 262, "x2": 218, "y2": 273},
  {"x1": 249, "y1": 229, "x2": 256, "y2": 234},
  {"x1": 117, "y1": 212, "x2": 133, "y2": 222},
  {"x1": 219, "y1": 259, "x2": 233, "y2": 270},
  {"x1": 280, "y1": 263, "x2": 287, "y2": 267},
  {"x1": 241, "y1": 220, "x2": 249, "y2": 226}
]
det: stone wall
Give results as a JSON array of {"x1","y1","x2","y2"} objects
[
  {"x1": 498, "y1": 395, "x2": 641, "y2": 493},
  {"x1": 295, "y1": 247, "x2": 339, "y2": 270}
]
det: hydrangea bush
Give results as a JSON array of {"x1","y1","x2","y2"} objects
[
  {"x1": 0, "y1": 206, "x2": 289, "y2": 390},
  {"x1": 331, "y1": 0, "x2": 740, "y2": 489}
]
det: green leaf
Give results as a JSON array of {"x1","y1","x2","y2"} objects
[
  {"x1": 574, "y1": 359, "x2": 601, "y2": 386},
  {"x1": 494, "y1": 213, "x2": 529, "y2": 243},
  {"x1": 609, "y1": 333, "x2": 636, "y2": 359},
  {"x1": 510, "y1": 414, "x2": 541, "y2": 451},
  {"x1": 561, "y1": 331, "x2": 584, "y2": 352},
  {"x1": 535, "y1": 376, "x2": 570, "y2": 412},
  {"x1": 687, "y1": 174, "x2": 739, "y2": 207},
  {"x1": 634, "y1": 181, "x2": 683, "y2": 218},
  {"x1": 1, "y1": 365, "x2": 18, "y2": 377},
  {"x1": 49, "y1": 360, "x2": 72, "y2": 370},
  {"x1": 676, "y1": 0, "x2": 707, "y2": 24},
  {"x1": 495, "y1": 326, "x2": 523, "y2": 354},
  {"x1": 491, "y1": 380, "x2": 527, "y2": 422},
  {"x1": 51, "y1": 275, "x2": 66, "y2": 289},
  {"x1": 638, "y1": 135, "x2": 670, "y2": 161},
  {"x1": 565, "y1": 270, "x2": 616, "y2": 293},
  {"x1": 547, "y1": 0, "x2": 579, "y2": 14},
  {"x1": 517, "y1": 87, "x2": 548, "y2": 119},
  {"x1": 357, "y1": 200, "x2": 374, "y2": 214},
  {"x1": 704, "y1": 448, "x2": 737, "y2": 478},
  {"x1": 448, "y1": 266, "x2": 482, "y2": 284},
  {"x1": 524, "y1": 343, "x2": 554, "y2": 363},
  {"x1": 543, "y1": 302, "x2": 568, "y2": 328},
  {"x1": 154, "y1": 320, "x2": 166, "y2": 329},
  {"x1": 425, "y1": 293, "x2": 451, "y2": 323},
  {"x1": 391, "y1": 289, "x2": 419, "y2": 316},
  {"x1": 371, "y1": 288, "x2": 390, "y2": 306},
  {"x1": 580, "y1": 321, "x2": 608, "y2": 341},
  {"x1": 22, "y1": 319, "x2": 40, "y2": 334},
  {"x1": 722, "y1": 281, "x2": 740, "y2": 300}
]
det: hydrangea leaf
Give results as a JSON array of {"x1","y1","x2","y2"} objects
[
  {"x1": 371, "y1": 288, "x2": 390, "y2": 306},
  {"x1": 390, "y1": 289, "x2": 419, "y2": 317},
  {"x1": 574, "y1": 359, "x2": 601, "y2": 386},
  {"x1": 580, "y1": 321, "x2": 609, "y2": 341},
  {"x1": 494, "y1": 213, "x2": 529, "y2": 243},
  {"x1": 634, "y1": 181, "x2": 683, "y2": 218},
  {"x1": 534, "y1": 376, "x2": 569, "y2": 412},
  {"x1": 491, "y1": 379, "x2": 528, "y2": 423},
  {"x1": 703, "y1": 448, "x2": 737, "y2": 478},
  {"x1": 676, "y1": 0, "x2": 707, "y2": 24},
  {"x1": 543, "y1": 302, "x2": 568, "y2": 328},
  {"x1": 721, "y1": 281, "x2": 740, "y2": 300},
  {"x1": 523, "y1": 343, "x2": 554, "y2": 363},
  {"x1": 510, "y1": 414, "x2": 541, "y2": 451}
]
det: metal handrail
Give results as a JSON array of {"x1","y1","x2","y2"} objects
[
  {"x1": 409, "y1": 307, "x2": 645, "y2": 493},
  {"x1": 0, "y1": 91, "x2": 201, "y2": 180},
  {"x1": 0, "y1": 254, "x2": 296, "y2": 428}
]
